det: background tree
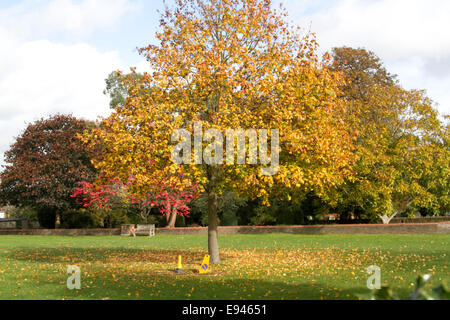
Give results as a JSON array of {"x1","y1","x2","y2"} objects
[
  {"x1": 0, "y1": 114, "x2": 97, "y2": 228},
  {"x1": 71, "y1": 171, "x2": 198, "y2": 228},
  {"x1": 82, "y1": 0, "x2": 355, "y2": 263},
  {"x1": 104, "y1": 71, "x2": 144, "y2": 109},
  {"x1": 331, "y1": 47, "x2": 396, "y2": 101},
  {"x1": 331, "y1": 47, "x2": 449, "y2": 222},
  {"x1": 190, "y1": 191, "x2": 246, "y2": 226}
]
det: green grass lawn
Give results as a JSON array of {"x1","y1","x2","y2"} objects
[{"x1": 0, "y1": 234, "x2": 448, "y2": 300}]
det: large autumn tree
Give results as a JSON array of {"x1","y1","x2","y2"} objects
[
  {"x1": 83, "y1": 0, "x2": 355, "y2": 263},
  {"x1": 0, "y1": 114, "x2": 97, "y2": 228},
  {"x1": 331, "y1": 47, "x2": 449, "y2": 221}
]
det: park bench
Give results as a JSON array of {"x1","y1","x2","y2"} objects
[
  {"x1": 134, "y1": 224, "x2": 156, "y2": 237},
  {"x1": 121, "y1": 224, "x2": 155, "y2": 237}
]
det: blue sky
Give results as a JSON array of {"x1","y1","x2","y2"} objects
[{"x1": 0, "y1": 0, "x2": 449, "y2": 167}]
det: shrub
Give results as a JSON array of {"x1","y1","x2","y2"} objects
[
  {"x1": 5, "y1": 206, "x2": 38, "y2": 222},
  {"x1": 358, "y1": 274, "x2": 450, "y2": 300},
  {"x1": 60, "y1": 209, "x2": 96, "y2": 228}
]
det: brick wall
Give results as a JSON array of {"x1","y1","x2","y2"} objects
[
  {"x1": 155, "y1": 222, "x2": 449, "y2": 235},
  {"x1": 0, "y1": 228, "x2": 120, "y2": 236},
  {"x1": 391, "y1": 216, "x2": 450, "y2": 224},
  {"x1": 0, "y1": 221, "x2": 17, "y2": 229},
  {"x1": 1, "y1": 222, "x2": 448, "y2": 236}
]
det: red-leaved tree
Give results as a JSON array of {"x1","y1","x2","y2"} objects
[{"x1": 71, "y1": 171, "x2": 198, "y2": 228}]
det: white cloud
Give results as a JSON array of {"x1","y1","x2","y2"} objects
[
  {"x1": 0, "y1": 39, "x2": 120, "y2": 120},
  {"x1": 0, "y1": 37, "x2": 150, "y2": 168},
  {"x1": 292, "y1": 0, "x2": 450, "y2": 60},
  {"x1": 0, "y1": 33, "x2": 124, "y2": 165},
  {"x1": 387, "y1": 57, "x2": 450, "y2": 115},
  {"x1": 134, "y1": 59, "x2": 153, "y2": 74},
  {"x1": 0, "y1": 0, "x2": 139, "y2": 39},
  {"x1": 283, "y1": 0, "x2": 450, "y2": 115},
  {"x1": 0, "y1": 0, "x2": 141, "y2": 166}
]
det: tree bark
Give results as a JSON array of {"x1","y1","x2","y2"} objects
[
  {"x1": 207, "y1": 167, "x2": 221, "y2": 264},
  {"x1": 140, "y1": 206, "x2": 149, "y2": 223},
  {"x1": 167, "y1": 205, "x2": 178, "y2": 228},
  {"x1": 55, "y1": 212, "x2": 61, "y2": 229},
  {"x1": 378, "y1": 211, "x2": 399, "y2": 224}
]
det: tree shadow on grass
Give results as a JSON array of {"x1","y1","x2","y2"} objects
[
  {"x1": 3, "y1": 247, "x2": 368, "y2": 300},
  {"x1": 3, "y1": 247, "x2": 431, "y2": 300},
  {"x1": 44, "y1": 272, "x2": 373, "y2": 300},
  {"x1": 7, "y1": 247, "x2": 232, "y2": 264}
]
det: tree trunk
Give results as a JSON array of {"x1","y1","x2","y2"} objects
[
  {"x1": 207, "y1": 180, "x2": 221, "y2": 264},
  {"x1": 55, "y1": 212, "x2": 61, "y2": 229},
  {"x1": 140, "y1": 206, "x2": 149, "y2": 223},
  {"x1": 164, "y1": 202, "x2": 172, "y2": 227},
  {"x1": 167, "y1": 205, "x2": 178, "y2": 228},
  {"x1": 378, "y1": 211, "x2": 399, "y2": 224}
]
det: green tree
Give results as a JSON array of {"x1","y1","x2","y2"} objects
[
  {"x1": 331, "y1": 47, "x2": 449, "y2": 222},
  {"x1": 104, "y1": 71, "x2": 144, "y2": 109}
]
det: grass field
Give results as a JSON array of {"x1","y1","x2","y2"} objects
[{"x1": 0, "y1": 234, "x2": 448, "y2": 300}]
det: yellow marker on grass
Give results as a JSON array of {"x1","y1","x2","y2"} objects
[
  {"x1": 198, "y1": 254, "x2": 211, "y2": 274},
  {"x1": 175, "y1": 255, "x2": 184, "y2": 274}
]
